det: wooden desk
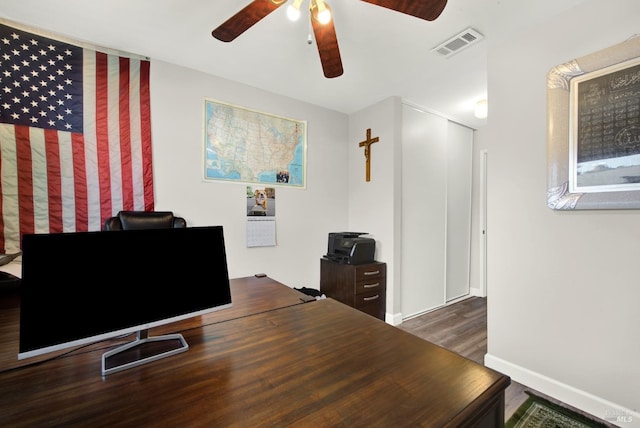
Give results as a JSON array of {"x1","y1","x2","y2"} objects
[
  {"x1": 0, "y1": 278, "x2": 509, "y2": 427},
  {"x1": 0, "y1": 275, "x2": 313, "y2": 372}
]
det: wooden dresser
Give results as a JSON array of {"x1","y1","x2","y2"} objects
[{"x1": 320, "y1": 258, "x2": 386, "y2": 320}]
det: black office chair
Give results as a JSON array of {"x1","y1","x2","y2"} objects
[{"x1": 103, "y1": 211, "x2": 187, "y2": 231}]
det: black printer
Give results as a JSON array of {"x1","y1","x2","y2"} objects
[{"x1": 324, "y1": 232, "x2": 375, "y2": 265}]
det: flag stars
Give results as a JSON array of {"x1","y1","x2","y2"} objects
[{"x1": 0, "y1": 26, "x2": 83, "y2": 132}]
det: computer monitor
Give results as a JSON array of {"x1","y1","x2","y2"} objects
[{"x1": 18, "y1": 226, "x2": 232, "y2": 375}]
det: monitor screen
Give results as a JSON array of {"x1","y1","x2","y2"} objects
[{"x1": 19, "y1": 226, "x2": 232, "y2": 362}]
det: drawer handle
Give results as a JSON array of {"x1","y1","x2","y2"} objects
[
  {"x1": 363, "y1": 282, "x2": 379, "y2": 289},
  {"x1": 363, "y1": 270, "x2": 380, "y2": 276},
  {"x1": 363, "y1": 295, "x2": 379, "y2": 301}
]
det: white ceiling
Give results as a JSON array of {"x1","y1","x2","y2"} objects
[{"x1": 0, "y1": 0, "x2": 586, "y2": 129}]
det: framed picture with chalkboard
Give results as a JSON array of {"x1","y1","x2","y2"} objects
[{"x1": 547, "y1": 36, "x2": 640, "y2": 210}]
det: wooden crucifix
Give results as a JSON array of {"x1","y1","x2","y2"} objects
[{"x1": 358, "y1": 128, "x2": 379, "y2": 182}]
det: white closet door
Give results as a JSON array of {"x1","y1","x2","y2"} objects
[
  {"x1": 401, "y1": 105, "x2": 448, "y2": 318},
  {"x1": 445, "y1": 122, "x2": 473, "y2": 301}
]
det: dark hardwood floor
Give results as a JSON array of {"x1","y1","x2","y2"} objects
[{"x1": 396, "y1": 296, "x2": 617, "y2": 427}]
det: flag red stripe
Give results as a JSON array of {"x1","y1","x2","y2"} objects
[
  {"x1": 95, "y1": 52, "x2": 113, "y2": 226},
  {"x1": 44, "y1": 129, "x2": 63, "y2": 233},
  {"x1": 72, "y1": 133, "x2": 89, "y2": 232},
  {"x1": 15, "y1": 126, "x2": 34, "y2": 237},
  {"x1": 140, "y1": 60, "x2": 154, "y2": 211},
  {"x1": 119, "y1": 57, "x2": 134, "y2": 210}
]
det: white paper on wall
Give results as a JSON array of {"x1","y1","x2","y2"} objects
[{"x1": 247, "y1": 217, "x2": 276, "y2": 247}]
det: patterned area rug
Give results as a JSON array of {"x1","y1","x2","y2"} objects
[{"x1": 506, "y1": 391, "x2": 609, "y2": 428}]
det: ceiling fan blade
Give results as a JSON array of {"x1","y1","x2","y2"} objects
[
  {"x1": 359, "y1": 0, "x2": 448, "y2": 21},
  {"x1": 212, "y1": 0, "x2": 287, "y2": 42},
  {"x1": 311, "y1": 2, "x2": 343, "y2": 78}
]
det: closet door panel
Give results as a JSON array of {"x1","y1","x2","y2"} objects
[
  {"x1": 446, "y1": 122, "x2": 473, "y2": 301},
  {"x1": 401, "y1": 105, "x2": 448, "y2": 318}
]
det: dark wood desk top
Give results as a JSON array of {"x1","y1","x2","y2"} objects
[
  {"x1": 0, "y1": 283, "x2": 510, "y2": 427},
  {"x1": 0, "y1": 275, "x2": 313, "y2": 372}
]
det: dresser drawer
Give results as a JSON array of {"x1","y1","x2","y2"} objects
[
  {"x1": 355, "y1": 291, "x2": 384, "y2": 319},
  {"x1": 354, "y1": 264, "x2": 385, "y2": 282},
  {"x1": 355, "y1": 278, "x2": 384, "y2": 295}
]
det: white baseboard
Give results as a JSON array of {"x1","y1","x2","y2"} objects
[
  {"x1": 386, "y1": 311, "x2": 403, "y2": 326},
  {"x1": 484, "y1": 353, "x2": 640, "y2": 427},
  {"x1": 469, "y1": 287, "x2": 484, "y2": 297}
]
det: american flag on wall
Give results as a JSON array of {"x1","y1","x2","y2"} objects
[{"x1": 0, "y1": 22, "x2": 154, "y2": 253}]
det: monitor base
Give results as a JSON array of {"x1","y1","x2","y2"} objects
[{"x1": 102, "y1": 329, "x2": 188, "y2": 376}]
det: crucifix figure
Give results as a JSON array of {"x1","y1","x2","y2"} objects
[{"x1": 359, "y1": 128, "x2": 379, "y2": 182}]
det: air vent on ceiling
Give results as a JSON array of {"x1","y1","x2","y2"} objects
[{"x1": 432, "y1": 28, "x2": 484, "y2": 58}]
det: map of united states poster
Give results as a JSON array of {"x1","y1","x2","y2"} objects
[{"x1": 204, "y1": 98, "x2": 307, "y2": 188}]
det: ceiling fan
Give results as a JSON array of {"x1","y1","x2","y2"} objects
[{"x1": 211, "y1": 0, "x2": 448, "y2": 79}]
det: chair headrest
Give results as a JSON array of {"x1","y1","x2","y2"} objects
[{"x1": 117, "y1": 211, "x2": 175, "y2": 230}]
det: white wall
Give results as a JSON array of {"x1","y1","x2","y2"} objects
[
  {"x1": 347, "y1": 97, "x2": 402, "y2": 321},
  {"x1": 479, "y1": 0, "x2": 640, "y2": 423},
  {"x1": 149, "y1": 60, "x2": 349, "y2": 289}
]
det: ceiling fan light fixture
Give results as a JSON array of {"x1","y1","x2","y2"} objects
[
  {"x1": 287, "y1": 0, "x2": 304, "y2": 21},
  {"x1": 311, "y1": 0, "x2": 332, "y2": 25},
  {"x1": 474, "y1": 99, "x2": 488, "y2": 119}
]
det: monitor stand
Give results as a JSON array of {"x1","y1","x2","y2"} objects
[{"x1": 101, "y1": 329, "x2": 188, "y2": 376}]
